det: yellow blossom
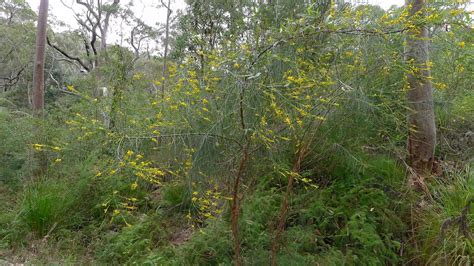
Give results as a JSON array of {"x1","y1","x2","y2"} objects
[
  {"x1": 32, "y1": 144, "x2": 45, "y2": 151},
  {"x1": 296, "y1": 118, "x2": 303, "y2": 126},
  {"x1": 125, "y1": 150, "x2": 134, "y2": 157},
  {"x1": 133, "y1": 73, "x2": 143, "y2": 80},
  {"x1": 66, "y1": 85, "x2": 77, "y2": 92}
]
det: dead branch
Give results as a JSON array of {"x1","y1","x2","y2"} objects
[{"x1": 47, "y1": 36, "x2": 91, "y2": 72}]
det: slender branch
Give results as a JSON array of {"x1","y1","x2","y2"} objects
[
  {"x1": 231, "y1": 142, "x2": 248, "y2": 266},
  {"x1": 251, "y1": 27, "x2": 410, "y2": 67},
  {"x1": 1, "y1": 48, "x2": 14, "y2": 63},
  {"x1": 231, "y1": 80, "x2": 250, "y2": 266},
  {"x1": 0, "y1": 66, "x2": 25, "y2": 87},
  {"x1": 124, "y1": 133, "x2": 243, "y2": 149},
  {"x1": 76, "y1": 0, "x2": 99, "y2": 20},
  {"x1": 271, "y1": 143, "x2": 308, "y2": 266},
  {"x1": 47, "y1": 36, "x2": 90, "y2": 72}
]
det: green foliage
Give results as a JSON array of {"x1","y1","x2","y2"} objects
[
  {"x1": 95, "y1": 213, "x2": 170, "y2": 264},
  {"x1": 2, "y1": 159, "x2": 105, "y2": 242},
  {"x1": 176, "y1": 221, "x2": 233, "y2": 265},
  {"x1": 0, "y1": 110, "x2": 32, "y2": 184},
  {"x1": 416, "y1": 170, "x2": 474, "y2": 265},
  {"x1": 162, "y1": 182, "x2": 193, "y2": 210},
  {"x1": 0, "y1": 0, "x2": 473, "y2": 264},
  {"x1": 161, "y1": 154, "x2": 407, "y2": 265},
  {"x1": 20, "y1": 179, "x2": 74, "y2": 236},
  {"x1": 452, "y1": 91, "x2": 474, "y2": 127},
  {"x1": 281, "y1": 155, "x2": 405, "y2": 264}
]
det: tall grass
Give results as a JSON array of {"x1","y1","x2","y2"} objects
[
  {"x1": 20, "y1": 179, "x2": 74, "y2": 236},
  {"x1": 417, "y1": 167, "x2": 473, "y2": 265}
]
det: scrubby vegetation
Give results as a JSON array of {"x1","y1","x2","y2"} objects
[{"x1": 0, "y1": 0, "x2": 473, "y2": 264}]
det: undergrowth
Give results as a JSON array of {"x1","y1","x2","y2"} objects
[{"x1": 0, "y1": 2, "x2": 472, "y2": 264}]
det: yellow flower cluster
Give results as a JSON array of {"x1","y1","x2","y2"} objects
[
  {"x1": 188, "y1": 184, "x2": 229, "y2": 226},
  {"x1": 32, "y1": 143, "x2": 62, "y2": 152},
  {"x1": 99, "y1": 150, "x2": 167, "y2": 226}
]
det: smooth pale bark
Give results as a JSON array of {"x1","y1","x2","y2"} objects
[
  {"x1": 32, "y1": 0, "x2": 49, "y2": 177},
  {"x1": 161, "y1": 0, "x2": 172, "y2": 97},
  {"x1": 405, "y1": 0, "x2": 436, "y2": 187},
  {"x1": 100, "y1": 0, "x2": 120, "y2": 52},
  {"x1": 32, "y1": 0, "x2": 49, "y2": 117}
]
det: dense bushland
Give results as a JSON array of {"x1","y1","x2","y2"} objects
[{"x1": 0, "y1": 0, "x2": 473, "y2": 264}]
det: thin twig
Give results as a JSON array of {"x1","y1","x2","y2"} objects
[{"x1": 124, "y1": 133, "x2": 243, "y2": 149}]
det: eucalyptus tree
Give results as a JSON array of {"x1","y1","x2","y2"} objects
[
  {"x1": 404, "y1": 0, "x2": 436, "y2": 189},
  {"x1": 49, "y1": 0, "x2": 121, "y2": 72},
  {"x1": 115, "y1": 2, "x2": 160, "y2": 63},
  {"x1": 31, "y1": 0, "x2": 49, "y2": 177},
  {"x1": 128, "y1": 18, "x2": 157, "y2": 62},
  {"x1": 0, "y1": 0, "x2": 36, "y2": 25},
  {"x1": 159, "y1": 0, "x2": 172, "y2": 95},
  {"x1": 0, "y1": 0, "x2": 36, "y2": 105},
  {"x1": 32, "y1": 0, "x2": 49, "y2": 117}
]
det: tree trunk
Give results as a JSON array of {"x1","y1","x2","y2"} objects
[
  {"x1": 405, "y1": 0, "x2": 436, "y2": 189},
  {"x1": 100, "y1": 28, "x2": 108, "y2": 52},
  {"x1": 100, "y1": 0, "x2": 120, "y2": 56},
  {"x1": 32, "y1": 0, "x2": 49, "y2": 177},
  {"x1": 32, "y1": 0, "x2": 49, "y2": 117},
  {"x1": 161, "y1": 0, "x2": 171, "y2": 97}
]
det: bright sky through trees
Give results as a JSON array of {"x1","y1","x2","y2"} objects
[
  {"x1": 27, "y1": 0, "x2": 405, "y2": 33},
  {"x1": 25, "y1": 0, "x2": 405, "y2": 50}
]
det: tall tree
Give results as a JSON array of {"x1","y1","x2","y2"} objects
[
  {"x1": 48, "y1": 0, "x2": 120, "y2": 72},
  {"x1": 129, "y1": 18, "x2": 157, "y2": 62},
  {"x1": 31, "y1": 0, "x2": 49, "y2": 177},
  {"x1": 32, "y1": 0, "x2": 49, "y2": 117},
  {"x1": 160, "y1": 0, "x2": 172, "y2": 96},
  {"x1": 405, "y1": 0, "x2": 436, "y2": 189},
  {"x1": 0, "y1": 1, "x2": 36, "y2": 107}
]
